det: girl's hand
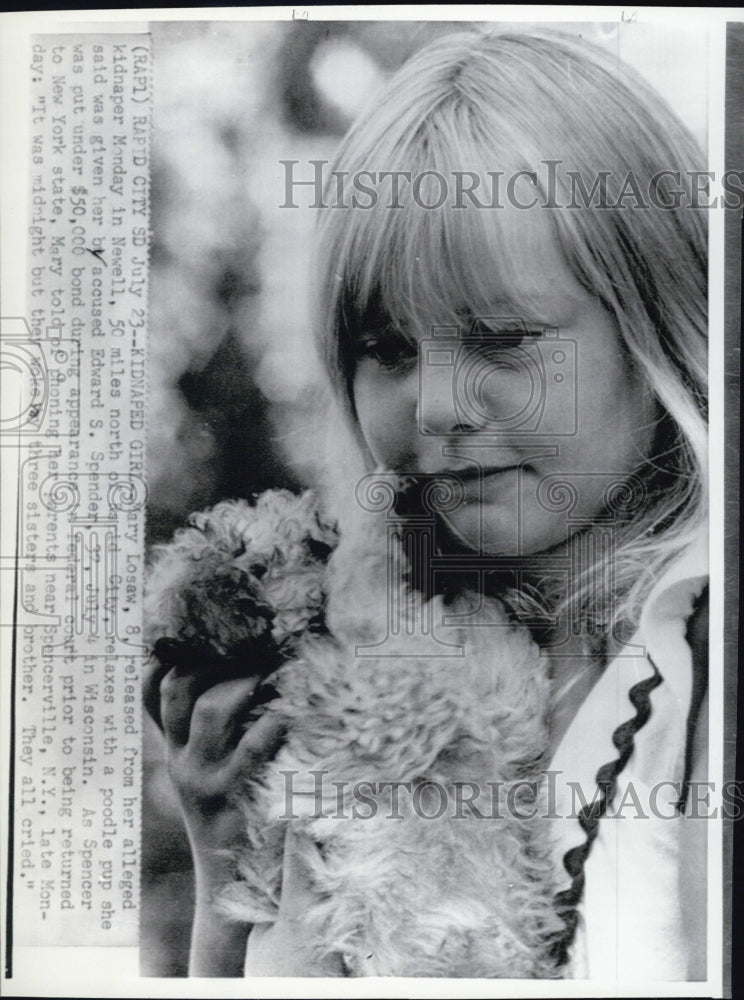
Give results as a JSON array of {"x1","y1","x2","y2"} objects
[
  {"x1": 144, "y1": 639, "x2": 286, "y2": 976},
  {"x1": 245, "y1": 827, "x2": 347, "y2": 977}
]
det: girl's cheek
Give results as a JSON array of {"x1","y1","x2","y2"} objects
[
  {"x1": 365, "y1": 408, "x2": 411, "y2": 470},
  {"x1": 355, "y1": 373, "x2": 418, "y2": 470}
]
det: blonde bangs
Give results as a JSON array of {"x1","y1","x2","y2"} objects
[{"x1": 317, "y1": 95, "x2": 545, "y2": 367}]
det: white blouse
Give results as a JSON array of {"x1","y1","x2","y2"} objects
[{"x1": 549, "y1": 531, "x2": 708, "y2": 980}]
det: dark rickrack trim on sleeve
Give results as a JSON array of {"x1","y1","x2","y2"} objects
[{"x1": 550, "y1": 655, "x2": 663, "y2": 968}]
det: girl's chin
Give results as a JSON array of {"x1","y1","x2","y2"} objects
[{"x1": 435, "y1": 504, "x2": 562, "y2": 557}]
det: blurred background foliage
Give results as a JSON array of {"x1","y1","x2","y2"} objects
[
  {"x1": 146, "y1": 20, "x2": 474, "y2": 551},
  {"x1": 142, "y1": 19, "x2": 708, "y2": 975}
]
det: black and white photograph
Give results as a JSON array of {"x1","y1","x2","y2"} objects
[{"x1": 0, "y1": 7, "x2": 740, "y2": 997}]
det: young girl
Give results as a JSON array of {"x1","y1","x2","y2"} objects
[{"x1": 145, "y1": 28, "x2": 709, "y2": 980}]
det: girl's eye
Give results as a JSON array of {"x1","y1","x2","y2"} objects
[
  {"x1": 468, "y1": 321, "x2": 544, "y2": 351},
  {"x1": 356, "y1": 330, "x2": 417, "y2": 372},
  {"x1": 474, "y1": 332, "x2": 527, "y2": 350}
]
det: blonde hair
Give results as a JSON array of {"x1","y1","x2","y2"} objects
[{"x1": 315, "y1": 28, "x2": 707, "y2": 636}]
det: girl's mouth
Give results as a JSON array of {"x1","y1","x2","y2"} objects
[
  {"x1": 454, "y1": 466, "x2": 523, "y2": 503},
  {"x1": 443, "y1": 464, "x2": 520, "y2": 482},
  {"x1": 394, "y1": 466, "x2": 526, "y2": 515}
]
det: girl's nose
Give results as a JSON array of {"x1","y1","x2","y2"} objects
[
  {"x1": 415, "y1": 340, "x2": 474, "y2": 436},
  {"x1": 417, "y1": 341, "x2": 538, "y2": 438}
]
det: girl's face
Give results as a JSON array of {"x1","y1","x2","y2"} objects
[{"x1": 351, "y1": 206, "x2": 658, "y2": 555}]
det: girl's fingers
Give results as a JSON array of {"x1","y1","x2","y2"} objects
[
  {"x1": 234, "y1": 707, "x2": 287, "y2": 767},
  {"x1": 142, "y1": 652, "x2": 173, "y2": 731},
  {"x1": 148, "y1": 638, "x2": 258, "y2": 748},
  {"x1": 157, "y1": 639, "x2": 228, "y2": 747},
  {"x1": 159, "y1": 663, "x2": 217, "y2": 747},
  {"x1": 187, "y1": 676, "x2": 264, "y2": 760},
  {"x1": 145, "y1": 638, "x2": 215, "y2": 736}
]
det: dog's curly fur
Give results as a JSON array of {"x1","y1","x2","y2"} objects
[
  {"x1": 145, "y1": 489, "x2": 338, "y2": 660},
  {"x1": 145, "y1": 487, "x2": 565, "y2": 978}
]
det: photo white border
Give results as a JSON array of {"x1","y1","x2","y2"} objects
[{"x1": 1, "y1": 6, "x2": 738, "y2": 998}]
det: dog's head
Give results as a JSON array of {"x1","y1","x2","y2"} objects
[{"x1": 144, "y1": 491, "x2": 339, "y2": 658}]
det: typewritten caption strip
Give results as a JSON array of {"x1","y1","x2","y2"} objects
[{"x1": 6, "y1": 34, "x2": 150, "y2": 949}]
